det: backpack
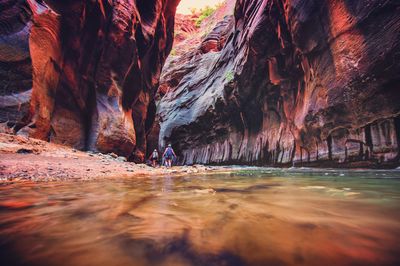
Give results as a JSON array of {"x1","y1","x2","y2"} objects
[{"x1": 166, "y1": 147, "x2": 173, "y2": 157}]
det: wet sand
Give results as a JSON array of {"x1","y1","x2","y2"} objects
[{"x1": 0, "y1": 133, "x2": 222, "y2": 182}]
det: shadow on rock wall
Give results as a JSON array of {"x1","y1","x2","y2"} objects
[{"x1": 158, "y1": 0, "x2": 400, "y2": 168}]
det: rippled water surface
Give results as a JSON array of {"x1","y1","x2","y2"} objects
[{"x1": 1, "y1": 168, "x2": 400, "y2": 266}]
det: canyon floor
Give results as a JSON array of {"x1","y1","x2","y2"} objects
[{"x1": 0, "y1": 133, "x2": 222, "y2": 182}]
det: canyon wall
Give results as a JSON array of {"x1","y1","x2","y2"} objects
[
  {"x1": 159, "y1": 0, "x2": 400, "y2": 167},
  {"x1": 0, "y1": 0, "x2": 32, "y2": 127},
  {"x1": 0, "y1": 0, "x2": 179, "y2": 160}
]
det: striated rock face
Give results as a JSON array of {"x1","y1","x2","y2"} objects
[
  {"x1": 169, "y1": 0, "x2": 236, "y2": 57},
  {"x1": 0, "y1": 0, "x2": 32, "y2": 126},
  {"x1": 11, "y1": 0, "x2": 180, "y2": 159},
  {"x1": 159, "y1": 0, "x2": 400, "y2": 167},
  {"x1": 172, "y1": 13, "x2": 199, "y2": 55}
]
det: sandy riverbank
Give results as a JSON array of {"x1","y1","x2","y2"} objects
[{"x1": 0, "y1": 133, "x2": 224, "y2": 182}]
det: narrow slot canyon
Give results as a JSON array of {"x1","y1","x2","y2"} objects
[
  {"x1": 1, "y1": 1, "x2": 400, "y2": 266},
  {"x1": 1, "y1": 0, "x2": 399, "y2": 168}
]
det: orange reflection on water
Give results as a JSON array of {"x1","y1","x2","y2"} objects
[{"x1": 1, "y1": 171, "x2": 400, "y2": 266}]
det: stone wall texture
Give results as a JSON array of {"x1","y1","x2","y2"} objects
[
  {"x1": 159, "y1": 0, "x2": 400, "y2": 167},
  {"x1": 0, "y1": 0, "x2": 32, "y2": 127},
  {"x1": 0, "y1": 0, "x2": 180, "y2": 160}
]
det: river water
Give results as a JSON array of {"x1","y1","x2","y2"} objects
[{"x1": 1, "y1": 168, "x2": 400, "y2": 266}]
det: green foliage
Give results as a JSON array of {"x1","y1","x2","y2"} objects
[
  {"x1": 195, "y1": 6, "x2": 216, "y2": 27},
  {"x1": 225, "y1": 71, "x2": 234, "y2": 82}
]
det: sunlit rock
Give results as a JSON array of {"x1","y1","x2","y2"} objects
[{"x1": 6, "y1": 0, "x2": 180, "y2": 159}]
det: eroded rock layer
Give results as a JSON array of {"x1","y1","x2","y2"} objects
[
  {"x1": 10, "y1": 0, "x2": 180, "y2": 159},
  {"x1": 159, "y1": 0, "x2": 400, "y2": 167},
  {"x1": 0, "y1": 0, "x2": 32, "y2": 126}
]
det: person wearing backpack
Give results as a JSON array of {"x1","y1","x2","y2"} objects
[
  {"x1": 148, "y1": 149, "x2": 159, "y2": 168},
  {"x1": 163, "y1": 144, "x2": 176, "y2": 168}
]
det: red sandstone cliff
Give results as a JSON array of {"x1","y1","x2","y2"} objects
[
  {"x1": 158, "y1": 0, "x2": 400, "y2": 167},
  {"x1": 0, "y1": 0, "x2": 180, "y2": 161}
]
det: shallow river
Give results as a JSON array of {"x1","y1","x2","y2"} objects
[{"x1": 1, "y1": 168, "x2": 400, "y2": 266}]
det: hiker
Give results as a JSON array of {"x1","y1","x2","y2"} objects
[
  {"x1": 163, "y1": 144, "x2": 176, "y2": 168},
  {"x1": 148, "y1": 149, "x2": 159, "y2": 168}
]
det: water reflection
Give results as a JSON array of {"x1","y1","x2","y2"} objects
[{"x1": 1, "y1": 169, "x2": 400, "y2": 265}]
